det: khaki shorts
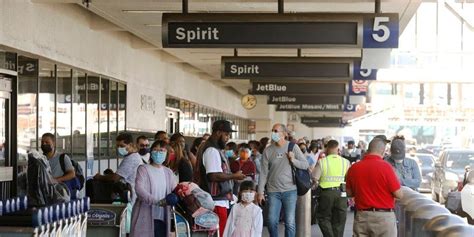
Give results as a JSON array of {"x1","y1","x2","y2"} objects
[{"x1": 353, "y1": 211, "x2": 397, "y2": 237}]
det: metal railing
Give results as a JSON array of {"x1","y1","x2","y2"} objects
[{"x1": 396, "y1": 186, "x2": 474, "y2": 237}]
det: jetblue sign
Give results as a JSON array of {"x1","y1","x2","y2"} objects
[
  {"x1": 268, "y1": 95, "x2": 345, "y2": 105},
  {"x1": 276, "y1": 104, "x2": 343, "y2": 112},
  {"x1": 222, "y1": 57, "x2": 352, "y2": 80},
  {"x1": 163, "y1": 13, "x2": 398, "y2": 48},
  {"x1": 252, "y1": 82, "x2": 346, "y2": 95}
]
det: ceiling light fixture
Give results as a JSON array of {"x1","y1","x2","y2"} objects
[
  {"x1": 144, "y1": 24, "x2": 162, "y2": 27},
  {"x1": 122, "y1": 10, "x2": 178, "y2": 13}
]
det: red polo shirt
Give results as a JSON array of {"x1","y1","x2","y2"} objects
[{"x1": 346, "y1": 154, "x2": 401, "y2": 210}]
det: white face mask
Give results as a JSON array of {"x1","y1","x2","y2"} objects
[{"x1": 241, "y1": 192, "x2": 256, "y2": 203}]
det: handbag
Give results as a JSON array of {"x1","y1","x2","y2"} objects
[{"x1": 288, "y1": 142, "x2": 312, "y2": 196}]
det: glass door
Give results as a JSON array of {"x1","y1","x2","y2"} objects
[{"x1": 0, "y1": 75, "x2": 12, "y2": 199}]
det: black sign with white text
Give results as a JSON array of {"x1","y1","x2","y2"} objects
[
  {"x1": 163, "y1": 13, "x2": 398, "y2": 48},
  {"x1": 251, "y1": 82, "x2": 346, "y2": 95},
  {"x1": 276, "y1": 104, "x2": 344, "y2": 112},
  {"x1": 301, "y1": 117, "x2": 343, "y2": 124},
  {"x1": 222, "y1": 57, "x2": 352, "y2": 80},
  {"x1": 268, "y1": 95, "x2": 345, "y2": 105}
]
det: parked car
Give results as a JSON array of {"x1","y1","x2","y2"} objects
[
  {"x1": 413, "y1": 153, "x2": 436, "y2": 193},
  {"x1": 432, "y1": 149, "x2": 474, "y2": 203}
]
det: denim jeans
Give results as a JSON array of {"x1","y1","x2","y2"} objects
[{"x1": 267, "y1": 190, "x2": 297, "y2": 237}]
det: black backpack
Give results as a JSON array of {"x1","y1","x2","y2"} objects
[
  {"x1": 288, "y1": 142, "x2": 312, "y2": 196},
  {"x1": 60, "y1": 153, "x2": 85, "y2": 190}
]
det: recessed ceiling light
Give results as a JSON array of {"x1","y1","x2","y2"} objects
[
  {"x1": 122, "y1": 10, "x2": 178, "y2": 13},
  {"x1": 122, "y1": 10, "x2": 164, "y2": 13},
  {"x1": 144, "y1": 24, "x2": 162, "y2": 27}
]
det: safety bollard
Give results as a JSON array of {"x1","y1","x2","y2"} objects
[
  {"x1": 435, "y1": 224, "x2": 474, "y2": 237},
  {"x1": 410, "y1": 204, "x2": 450, "y2": 237},
  {"x1": 398, "y1": 193, "x2": 428, "y2": 237},
  {"x1": 422, "y1": 214, "x2": 466, "y2": 237},
  {"x1": 296, "y1": 190, "x2": 311, "y2": 237},
  {"x1": 403, "y1": 198, "x2": 436, "y2": 237}
]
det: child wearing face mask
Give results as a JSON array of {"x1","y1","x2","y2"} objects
[
  {"x1": 223, "y1": 180, "x2": 263, "y2": 237},
  {"x1": 130, "y1": 140, "x2": 178, "y2": 237}
]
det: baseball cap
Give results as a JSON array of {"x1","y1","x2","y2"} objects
[
  {"x1": 212, "y1": 120, "x2": 237, "y2": 133},
  {"x1": 374, "y1": 135, "x2": 391, "y2": 143},
  {"x1": 390, "y1": 139, "x2": 406, "y2": 160}
]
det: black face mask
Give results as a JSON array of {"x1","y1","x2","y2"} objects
[
  {"x1": 41, "y1": 144, "x2": 53, "y2": 154},
  {"x1": 138, "y1": 148, "x2": 150, "y2": 156}
]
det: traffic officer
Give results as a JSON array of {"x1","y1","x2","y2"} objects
[{"x1": 312, "y1": 140, "x2": 351, "y2": 237}]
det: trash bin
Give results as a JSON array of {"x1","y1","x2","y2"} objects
[
  {"x1": 403, "y1": 198, "x2": 436, "y2": 237},
  {"x1": 86, "y1": 203, "x2": 128, "y2": 237},
  {"x1": 422, "y1": 214, "x2": 466, "y2": 237},
  {"x1": 410, "y1": 204, "x2": 450, "y2": 237},
  {"x1": 435, "y1": 224, "x2": 474, "y2": 237}
]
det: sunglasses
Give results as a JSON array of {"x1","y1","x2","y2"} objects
[{"x1": 272, "y1": 130, "x2": 281, "y2": 133}]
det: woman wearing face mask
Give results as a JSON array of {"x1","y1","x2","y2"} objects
[
  {"x1": 223, "y1": 180, "x2": 263, "y2": 237},
  {"x1": 130, "y1": 140, "x2": 178, "y2": 237},
  {"x1": 168, "y1": 133, "x2": 193, "y2": 182}
]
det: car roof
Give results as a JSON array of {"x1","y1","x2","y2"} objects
[{"x1": 442, "y1": 149, "x2": 474, "y2": 153}]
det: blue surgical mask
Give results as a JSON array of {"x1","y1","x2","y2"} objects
[
  {"x1": 151, "y1": 151, "x2": 167, "y2": 164},
  {"x1": 271, "y1": 132, "x2": 281, "y2": 143},
  {"x1": 117, "y1": 147, "x2": 128, "y2": 157},
  {"x1": 225, "y1": 150, "x2": 234, "y2": 159}
]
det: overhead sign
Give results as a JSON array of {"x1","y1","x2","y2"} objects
[
  {"x1": 353, "y1": 61, "x2": 377, "y2": 80},
  {"x1": 303, "y1": 123, "x2": 346, "y2": 128},
  {"x1": 268, "y1": 95, "x2": 345, "y2": 105},
  {"x1": 349, "y1": 80, "x2": 369, "y2": 96},
  {"x1": 276, "y1": 104, "x2": 343, "y2": 112},
  {"x1": 344, "y1": 104, "x2": 357, "y2": 112},
  {"x1": 163, "y1": 13, "x2": 398, "y2": 48},
  {"x1": 222, "y1": 57, "x2": 352, "y2": 80},
  {"x1": 251, "y1": 82, "x2": 346, "y2": 95},
  {"x1": 301, "y1": 117, "x2": 343, "y2": 124},
  {"x1": 363, "y1": 15, "x2": 399, "y2": 48}
]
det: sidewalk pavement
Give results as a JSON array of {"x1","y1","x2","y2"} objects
[{"x1": 262, "y1": 210, "x2": 355, "y2": 237}]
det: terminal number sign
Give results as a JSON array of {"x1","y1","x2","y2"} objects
[{"x1": 163, "y1": 13, "x2": 398, "y2": 48}]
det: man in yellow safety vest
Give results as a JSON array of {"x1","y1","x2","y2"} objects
[{"x1": 312, "y1": 140, "x2": 351, "y2": 237}]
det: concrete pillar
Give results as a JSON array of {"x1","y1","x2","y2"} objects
[{"x1": 296, "y1": 191, "x2": 312, "y2": 237}]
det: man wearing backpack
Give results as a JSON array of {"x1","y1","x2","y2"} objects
[
  {"x1": 257, "y1": 123, "x2": 309, "y2": 237},
  {"x1": 41, "y1": 133, "x2": 82, "y2": 197}
]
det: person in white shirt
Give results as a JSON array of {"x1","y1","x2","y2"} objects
[
  {"x1": 342, "y1": 140, "x2": 361, "y2": 164},
  {"x1": 223, "y1": 180, "x2": 263, "y2": 237},
  {"x1": 195, "y1": 120, "x2": 246, "y2": 236}
]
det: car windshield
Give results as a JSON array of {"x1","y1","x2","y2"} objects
[
  {"x1": 446, "y1": 152, "x2": 474, "y2": 169},
  {"x1": 417, "y1": 155, "x2": 434, "y2": 167}
]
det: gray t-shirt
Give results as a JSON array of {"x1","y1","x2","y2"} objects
[
  {"x1": 116, "y1": 152, "x2": 143, "y2": 202},
  {"x1": 48, "y1": 152, "x2": 74, "y2": 178},
  {"x1": 258, "y1": 142, "x2": 309, "y2": 194}
]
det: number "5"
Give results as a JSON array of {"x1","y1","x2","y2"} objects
[
  {"x1": 360, "y1": 69, "x2": 372, "y2": 77},
  {"x1": 372, "y1": 17, "x2": 390, "y2": 42}
]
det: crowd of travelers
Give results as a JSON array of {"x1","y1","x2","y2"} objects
[{"x1": 39, "y1": 120, "x2": 423, "y2": 237}]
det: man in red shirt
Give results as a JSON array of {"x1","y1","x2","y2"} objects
[{"x1": 346, "y1": 138, "x2": 403, "y2": 237}]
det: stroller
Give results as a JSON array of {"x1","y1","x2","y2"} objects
[{"x1": 162, "y1": 182, "x2": 220, "y2": 237}]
